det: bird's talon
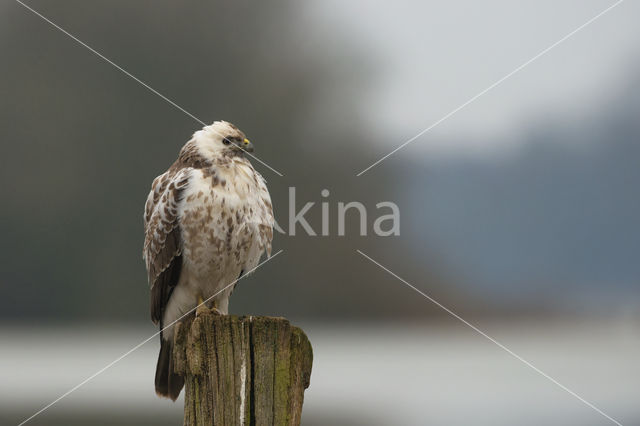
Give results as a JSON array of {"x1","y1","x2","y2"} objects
[
  {"x1": 195, "y1": 303, "x2": 209, "y2": 317},
  {"x1": 195, "y1": 296, "x2": 208, "y2": 317}
]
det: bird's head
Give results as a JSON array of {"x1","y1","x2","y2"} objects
[{"x1": 194, "y1": 120, "x2": 254, "y2": 159}]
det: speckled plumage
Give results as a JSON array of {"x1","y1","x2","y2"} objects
[{"x1": 143, "y1": 121, "x2": 274, "y2": 400}]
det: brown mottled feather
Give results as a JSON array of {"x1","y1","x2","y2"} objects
[
  {"x1": 144, "y1": 145, "x2": 214, "y2": 323},
  {"x1": 150, "y1": 230, "x2": 182, "y2": 324}
]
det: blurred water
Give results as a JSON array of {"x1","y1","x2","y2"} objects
[{"x1": 2, "y1": 318, "x2": 638, "y2": 425}]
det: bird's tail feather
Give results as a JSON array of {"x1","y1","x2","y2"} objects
[{"x1": 155, "y1": 339, "x2": 184, "y2": 401}]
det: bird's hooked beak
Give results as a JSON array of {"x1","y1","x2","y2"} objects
[{"x1": 234, "y1": 138, "x2": 254, "y2": 153}]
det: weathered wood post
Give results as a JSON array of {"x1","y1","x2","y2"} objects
[{"x1": 173, "y1": 309, "x2": 313, "y2": 426}]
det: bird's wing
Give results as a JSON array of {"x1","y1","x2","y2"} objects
[{"x1": 143, "y1": 167, "x2": 191, "y2": 325}]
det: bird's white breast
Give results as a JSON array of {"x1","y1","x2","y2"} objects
[{"x1": 177, "y1": 164, "x2": 273, "y2": 302}]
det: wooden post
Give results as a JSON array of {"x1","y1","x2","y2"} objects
[{"x1": 173, "y1": 309, "x2": 313, "y2": 426}]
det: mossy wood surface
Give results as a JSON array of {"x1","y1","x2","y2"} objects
[{"x1": 173, "y1": 311, "x2": 313, "y2": 426}]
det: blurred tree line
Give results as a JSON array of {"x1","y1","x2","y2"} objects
[
  {"x1": 1, "y1": 1, "x2": 637, "y2": 323},
  {"x1": 0, "y1": 0, "x2": 449, "y2": 322}
]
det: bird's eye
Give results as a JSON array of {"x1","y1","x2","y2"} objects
[{"x1": 222, "y1": 137, "x2": 231, "y2": 145}]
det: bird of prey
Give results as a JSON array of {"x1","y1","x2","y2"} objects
[{"x1": 143, "y1": 121, "x2": 274, "y2": 400}]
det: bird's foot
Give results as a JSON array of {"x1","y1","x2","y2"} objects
[
  {"x1": 195, "y1": 296, "x2": 224, "y2": 317},
  {"x1": 195, "y1": 296, "x2": 208, "y2": 317},
  {"x1": 195, "y1": 304, "x2": 209, "y2": 317}
]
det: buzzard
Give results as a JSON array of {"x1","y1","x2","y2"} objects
[{"x1": 143, "y1": 121, "x2": 274, "y2": 400}]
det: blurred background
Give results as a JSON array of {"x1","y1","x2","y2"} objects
[{"x1": 1, "y1": 0, "x2": 638, "y2": 425}]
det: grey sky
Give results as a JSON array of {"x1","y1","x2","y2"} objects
[{"x1": 302, "y1": 0, "x2": 640, "y2": 157}]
